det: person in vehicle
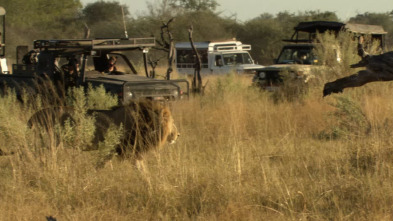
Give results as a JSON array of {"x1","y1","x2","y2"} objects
[
  {"x1": 295, "y1": 51, "x2": 310, "y2": 64},
  {"x1": 215, "y1": 56, "x2": 223, "y2": 66},
  {"x1": 105, "y1": 56, "x2": 117, "y2": 73},
  {"x1": 61, "y1": 57, "x2": 79, "y2": 88}
]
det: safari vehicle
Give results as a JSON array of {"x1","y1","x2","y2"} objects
[
  {"x1": 0, "y1": 7, "x2": 189, "y2": 103},
  {"x1": 175, "y1": 40, "x2": 264, "y2": 75},
  {"x1": 252, "y1": 21, "x2": 387, "y2": 91}
]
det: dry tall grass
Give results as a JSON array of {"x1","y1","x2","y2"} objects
[
  {"x1": 1, "y1": 75, "x2": 393, "y2": 220},
  {"x1": 1, "y1": 39, "x2": 393, "y2": 220}
]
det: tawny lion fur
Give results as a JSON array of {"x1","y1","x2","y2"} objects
[{"x1": 28, "y1": 100, "x2": 178, "y2": 160}]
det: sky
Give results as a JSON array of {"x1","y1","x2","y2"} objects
[{"x1": 81, "y1": 0, "x2": 393, "y2": 22}]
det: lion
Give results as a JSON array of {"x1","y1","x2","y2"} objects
[
  {"x1": 28, "y1": 100, "x2": 179, "y2": 165},
  {"x1": 86, "y1": 100, "x2": 179, "y2": 160}
]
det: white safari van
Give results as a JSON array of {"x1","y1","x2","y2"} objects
[{"x1": 175, "y1": 40, "x2": 263, "y2": 75}]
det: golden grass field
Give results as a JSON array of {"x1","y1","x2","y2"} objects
[
  {"x1": 1, "y1": 34, "x2": 393, "y2": 220},
  {"x1": 1, "y1": 73, "x2": 393, "y2": 220}
]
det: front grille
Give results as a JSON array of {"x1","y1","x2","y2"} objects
[{"x1": 132, "y1": 89, "x2": 175, "y2": 97}]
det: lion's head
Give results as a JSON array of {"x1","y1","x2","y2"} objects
[
  {"x1": 158, "y1": 104, "x2": 179, "y2": 146},
  {"x1": 167, "y1": 123, "x2": 179, "y2": 144}
]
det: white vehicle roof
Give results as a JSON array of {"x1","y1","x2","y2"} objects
[{"x1": 175, "y1": 41, "x2": 251, "y2": 52}]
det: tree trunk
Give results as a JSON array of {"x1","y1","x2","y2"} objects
[
  {"x1": 188, "y1": 25, "x2": 203, "y2": 94},
  {"x1": 158, "y1": 18, "x2": 175, "y2": 80}
]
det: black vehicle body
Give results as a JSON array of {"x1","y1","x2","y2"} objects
[
  {"x1": 1, "y1": 38, "x2": 189, "y2": 103},
  {"x1": 0, "y1": 9, "x2": 189, "y2": 103}
]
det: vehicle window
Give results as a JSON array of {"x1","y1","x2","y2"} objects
[
  {"x1": 215, "y1": 55, "x2": 223, "y2": 66},
  {"x1": 277, "y1": 47, "x2": 315, "y2": 64},
  {"x1": 222, "y1": 53, "x2": 253, "y2": 65},
  {"x1": 177, "y1": 50, "x2": 194, "y2": 64},
  {"x1": 89, "y1": 54, "x2": 132, "y2": 74},
  {"x1": 110, "y1": 55, "x2": 128, "y2": 73},
  {"x1": 176, "y1": 49, "x2": 208, "y2": 64}
]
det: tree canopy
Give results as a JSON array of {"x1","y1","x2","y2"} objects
[
  {"x1": 169, "y1": 0, "x2": 219, "y2": 11},
  {"x1": 82, "y1": 1, "x2": 129, "y2": 24},
  {"x1": 0, "y1": 0, "x2": 81, "y2": 28},
  {"x1": 0, "y1": 0, "x2": 83, "y2": 55},
  {"x1": 82, "y1": 1, "x2": 130, "y2": 38}
]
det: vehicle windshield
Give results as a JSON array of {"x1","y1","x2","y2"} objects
[
  {"x1": 276, "y1": 47, "x2": 316, "y2": 64},
  {"x1": 222, "y1": 53, "x2": 253, "y2": 65},
  {"x1": 84, "y1": 53, "x2": 134, "y2": 74}
]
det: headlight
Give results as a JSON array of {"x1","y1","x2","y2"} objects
[
  {"x1": 123, "y1": 91, "x2": 133, "y2": 101},
  {"x1": 172, "y1": 90, "x2": 179, "y2": 97},
  {"x1": 259, "y1": 72, "x2": 266, "y2": 78}
]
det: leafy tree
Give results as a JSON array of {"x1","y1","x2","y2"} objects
[
  {"x1": 171, "y1": 10, "x2": 238, "y2": 41},
  {"x1": 82, "y1": 1, "x2": 130, "y2": 38},
  {"x1": 169, "y1": 0, "x2": 219, "y2": 11},
  {"x1": 133, "y1": 1, "x2": 236, "y2": 69},
  {"x1": 0, "y1": 0, "x2": 82, "y2": 59},
  {"x1": 146, "y1": 0, "x2": 177, "y2": 19},
  {"x1": 146, "y1": 0, "x2": 219, "y2": 21},
  {"x1": 0, "y1": 0, "x2": 81, "y2": 29},
  {"x1": 144, "y1": 0, "x2": 236, "y2": 41},
  {"x1": 298, "y1": 11, "x2": 338, "y2": 22},
  {"x1": 82, "y1": 1, "x2": 129, "y2": 24},
  {"x1": 237, "y1": 15, "x2": 284, "y2": 64}
]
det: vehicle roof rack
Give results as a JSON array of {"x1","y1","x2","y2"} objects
[
  {"x1": 33, "y1": 37, "x2": 155, "y2": 51},
  {"x1": 282, "y1": 39, "x2": 313, "y2": 43},
  {"x1": 213, "y1": 44, "x2": 251, "y2": 52}
]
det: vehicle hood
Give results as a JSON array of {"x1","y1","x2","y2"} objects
[
  {"x1": 236, "y1": 64, "x2": 265, "y2": 70},
  {"x1": 256, "y1": 64, "x2": 312, "y2": 72},
  {"x1": 85, "y1": 72, "x2": 154, "y2": 82},
  {"x1": 85, "y1": 72, "x2": 181, "y2": 90}
]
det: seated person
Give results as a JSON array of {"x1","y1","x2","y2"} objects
[
  {"x1": 215, "y1": 56, "x2": 223, "y2": 66},
  {"x1": 93, "y1": 55, "x2": 123, "y2": 75},
  {"x1": 105, "y1": 56, "x2": 117, "y2": 73},
  {"x1": 61, "y1": 57, "x2": 79, "y2": 87},
  {"x1": 295, "y1": 51, "x2": 310, "y2": 64}
]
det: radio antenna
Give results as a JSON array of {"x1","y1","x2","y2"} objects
[{"x1": 121, "y1": 6, "x2": 128, "y2": 39}]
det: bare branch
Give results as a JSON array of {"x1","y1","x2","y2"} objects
[
  {"x1": 188, "y1": 25, "x2": 203, "y2": 94},
  {"x1": 83, "y1": 23, "x2": 90, "y2": 39}
]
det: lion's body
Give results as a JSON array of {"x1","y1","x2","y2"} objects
[
  {"x1": 28, "y1": 100, "x2": 178, "y2": 161},
  {"x1": 87, "y1": 100, "x2": 177, "y2": 159}
]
